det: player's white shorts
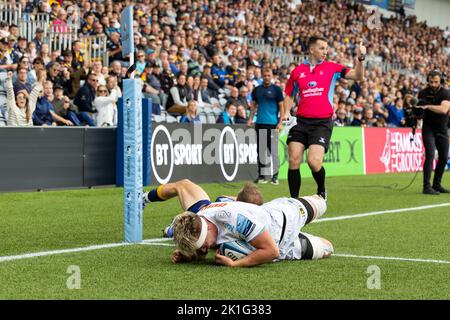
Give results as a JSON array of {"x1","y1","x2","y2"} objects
[
  {"x1": 262, "y1": 198, "x2": 309, "y2": 260},
  {"x1": 262, "y1": 197, "x2": 331, "y2": 260}
]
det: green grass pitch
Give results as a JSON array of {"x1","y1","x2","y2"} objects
[{"x1": 0, "y1": 173, "x2": 449, "y2": 299}]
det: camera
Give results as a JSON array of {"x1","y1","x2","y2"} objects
[{"x1": 404, "y1": 96, "x2": 425, "y2": 133}]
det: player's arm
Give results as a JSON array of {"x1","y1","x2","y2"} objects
[
  {"x1": 215, "y1": 229, "x2": 280, "y2": 267},
  {"x1": 343, "y1": 42, "x2": 366, "y2": 82}
]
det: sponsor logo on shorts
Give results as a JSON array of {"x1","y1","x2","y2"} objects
[
  {"x1": 319, "y1": 137, "x2": 326, "y2": 144},
  {"x1": 299, "y1": 207, "x2": 306, "y2": 217}
]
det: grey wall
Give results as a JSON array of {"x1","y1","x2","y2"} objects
[{"x1": 0, "y1": 127, "x2": 116, "y2": 192}]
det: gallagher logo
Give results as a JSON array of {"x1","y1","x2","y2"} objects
[{"x1": 307, "y1": 81, "x2": 317, "y2": 87}]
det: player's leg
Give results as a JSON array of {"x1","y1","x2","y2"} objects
[
  {"x1": 144, "y1": 179, "x2": 210, "y2": 211},
  {"x1": 298, "y1": 232, "x2": 334, "y2": 260},
  {"x1": 307, "y1": 145, "x2": 327, "y2": 200},
  {"x1": 288, "y1": 141, "x2": 305, "y2": 198},
  {"x1": 307, "y1": 119, "x2": 333, "y2": 200},
  {"x1": 297, "y1": 194, "x2": 327, "y2": 224}
]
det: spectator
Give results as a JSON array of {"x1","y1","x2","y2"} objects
[
  {"x1": 217, "y1": 100, "x2": 237, "y2": 124},
  {"x1": 33, "y1": 80, "x2": 72, "y2": 126},
  {"x1": 73, "y1": 72, "x2": 98, "y2": 126},
  {"x1": 135, "y1": 50, "x2": 147, "y2": 76},
  {"x1": 39, "y1": 43, "x2": 51, "y2": 66},
  {"x1": 13, "y1": 66, "x2": 32, "y2": 94},
  {"x1": 237, "y1": 86, "x2": 252, "y2": 110},
  {"x1": 363, "y1": 108, "x2": 377, "y2": 127},
  {"x1": 210, "y1": 54, "x2": 228, "y2": 88},
  {"x1": 334, "y1": 108, "x2": 349, "y2": 127},
  {"x1": 159, "y1": 59, "x2": 175, "y2": 95},
  {"x1": 179, "y1": 100, "x2": 201, "y2": 124},
  {"x1": 47, "y1": 61, "x2": 72, "y2": 95},
  {"x1": 26, "y1": 41, "x2": 37, "y2": 63},
  {"x1": 235, "y1": 104, "x2": 248, "y2": 124},
  {"x1": 143, "y1": 63, "x2": 167, "y2": 108},
  {"x1": 350, "y1": 109, "x2": 363, "y2": 127},
  {"x1": 5, "y1": 71, "x2": 43, "y2": 127},
  {"x1": 201, "y1": 64, "x2": 221, "y2": 98},
  {"x1": 373, "y1": 101, "x2": 388, "y2": 122},
  {"x1": 52, "y1": 85, "x2": 81, "y2": 126},
  {"x1": 109, "y1": 60, "x2": 124, "y2": 90},
  {"x1": 108, "y1": 32, "x2": 124, "y2": 64},
  {"x1": 166, "y1": 73, "x2": 190, "y2": 114},
  {"x1": 386, "y1": 98, "x2": 406, "y2": 127},
  {"x1": 94, "y1": 84, "x2": 118, "y2": 127},
  {"x1": 32, "y1": 28, "x2": 44, "y2": 52},
  {"x1": 91, "y1": 59, "x2": 106, "y2": 86},
  {"x1": 249, "y1": 68, "x2": 283, "y2": 185},
  {"x1": 195, "y1": 76, "x2": 220, "y2": 110},
  {"x1": 71, "y1": 40, "x2": 84, "y2": 71}
]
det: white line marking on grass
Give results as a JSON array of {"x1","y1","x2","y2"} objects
[
  {"x1": 0, "y1": 242, "x2": 132, "y2": 263},
  {"x1": 1, "y1": 203, "x2": 449, "y2": 264},
  {"x1": 333, "y1": 253, "x2": 450, "y2": 265},
  {"x1": 313, "y1": 202, "x2": 450, "y2": 223},
  {"x1": 140, "y1": 242, "x2": 175, "y2": 247}
]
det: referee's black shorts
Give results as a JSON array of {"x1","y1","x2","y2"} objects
[{"x1": 286, "y1": 117, "x2": 333, "y2": 153}]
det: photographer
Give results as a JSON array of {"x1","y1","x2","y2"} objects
[{"x1": 417, "y1": 70, "x2": 450, "y2": 195}]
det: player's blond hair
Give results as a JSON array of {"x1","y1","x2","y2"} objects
[
  {"x1": 236, "y1": 182, "x2": 263, "y2": 205},
  {"x1": 173, "y1": 212, "x2": 203, "y2": 257}
]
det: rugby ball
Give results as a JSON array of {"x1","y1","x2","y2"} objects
[{"x1": 218, "y1": 240, "x2": 255, "y2": 261}]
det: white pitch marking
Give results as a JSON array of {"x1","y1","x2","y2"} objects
[
  {"x1": 1, "y1": 202, "x2": 449, "y2": 264},
  {"x1": 0, "y1": 242, "x2": 132, "y2": 263},
  {"x1": 140, "y1": 242, "x2": 174, "y2": 247},
  {"x1": 313, "y1": 202, "x2": 450, "y2": 223},
  {"x1": 333, "y1": 253, "x2": 450, "y2": 265}
]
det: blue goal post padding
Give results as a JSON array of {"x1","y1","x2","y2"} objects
[{"x1": 116, "y1": 97, "x2": 152, "y2": 187}]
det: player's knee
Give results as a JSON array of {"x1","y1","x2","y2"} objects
[
  {"x1": 289, "y1": 157, "x2": 301, "y2": 169},
  {"x1": 307, "y1": 156, "x2": 322, "y2": 171}
]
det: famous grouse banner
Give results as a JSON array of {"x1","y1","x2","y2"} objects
[{"x1": 364, "y1": 128, "x2": 425, "y2": 174}]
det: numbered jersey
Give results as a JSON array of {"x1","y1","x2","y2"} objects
[{"x1": 198, "y1": 198, "x2": 309, "y2": 260}]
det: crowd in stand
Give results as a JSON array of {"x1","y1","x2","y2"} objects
[{"x1": 0, "y1": 0, "x2": 448, "y2": 128}]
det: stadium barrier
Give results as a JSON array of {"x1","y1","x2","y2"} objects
[
  {"x1": 0, "y1": 3, "x2": 20, "y2": 25},
  {"x1": 0, "y1": 127, "x2": 116, "y2": 192},
  {"x1": 19, "y1": 19, "x2": 49, "y2": 41},
  {"x1": 0, "y1": 126, "x2": 439, "y2": 191},
  {"x1": 80, "y1": 34, "x2": 109, "y2": 66}
]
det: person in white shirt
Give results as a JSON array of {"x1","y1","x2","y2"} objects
[
  {"x1": 5, "y1": 70, "x2": 43, "y2": 126},
  {"x1": 94, "y1": 84, "x2": 118, "y2": 127}
]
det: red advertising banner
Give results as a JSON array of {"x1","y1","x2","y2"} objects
[{"x1": 364, "y1": 128, "x2": 424, "y2": 174}]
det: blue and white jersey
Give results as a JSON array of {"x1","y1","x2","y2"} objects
[
  {"x1": 199, "y1": 201, "x2": 268, "y2": 244},
  {"x1": 198, "y1": 198, "x2": 309, "y2": 260}
]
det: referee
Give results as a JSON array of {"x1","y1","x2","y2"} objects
[{"x1": 283, "y1": 36, "x2": 366, "y2": 200}]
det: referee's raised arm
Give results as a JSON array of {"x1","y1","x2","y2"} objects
[{"x1": 282, "y1": 36, "x2": 366, "y2": 200}]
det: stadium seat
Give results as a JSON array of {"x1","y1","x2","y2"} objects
[
  {"x1": 198, "y1": 112, "x2": 208, "y2": 124},
  {"x1": 207, "y1": 113, "x2": 217, "y2": 124}
]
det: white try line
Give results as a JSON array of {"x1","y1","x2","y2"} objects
[
  {"x1": 332, "y1": 253, "x2": 450, "y2": 265},
  {"x1": 0, "y1": 242, "x2": 133, "y2": 263},
  {"x1": 138, "y1": 240, "x2": 450, "y2": 265},
  {"x1": 1, "y1": 202, "x2": 449, "y2": 264},
  {"x1": 313, "y1": 202, "x2": 450, "y2": 223}
]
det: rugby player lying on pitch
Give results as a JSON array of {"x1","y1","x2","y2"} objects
[{"x1": 143, "y1": 179, "x2": 333, "y2": 267}]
